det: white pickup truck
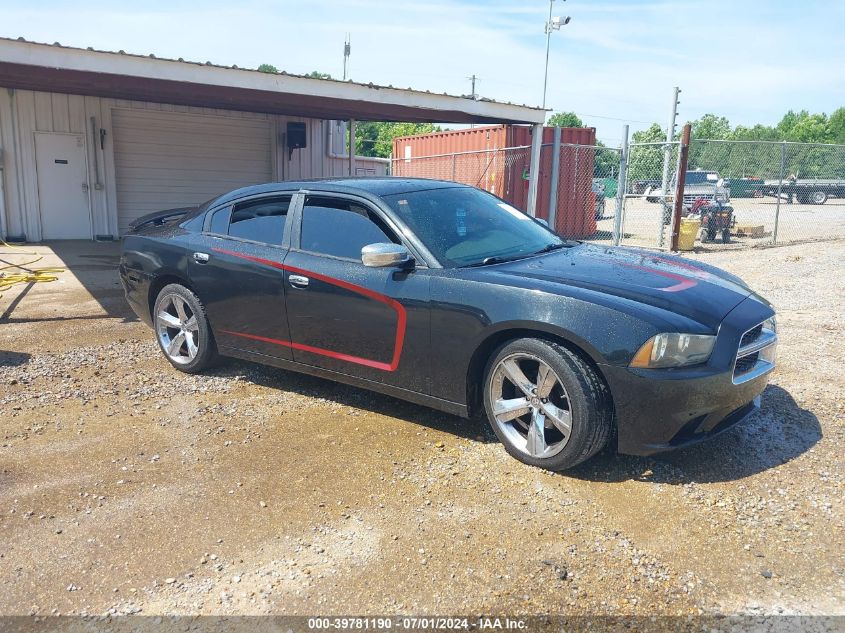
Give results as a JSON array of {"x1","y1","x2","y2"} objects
[{"x1": 645, "y1": 170, "x2": 731, "y2": 205}]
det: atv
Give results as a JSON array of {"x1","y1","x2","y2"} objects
[{"x1": 689, "y1": 198, "x2": 734, "y2": 243}]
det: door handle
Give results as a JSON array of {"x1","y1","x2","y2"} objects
[
  {"x1": 193, "y1": 252, "x2": 210, "y2": 264},
  {"x1": 288, "y1": 274, "x2": 309, "y2": 288}
]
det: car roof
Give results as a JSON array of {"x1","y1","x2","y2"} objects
[{"x1": 209, "y1": 177, "x2": 469, "y2": 207}]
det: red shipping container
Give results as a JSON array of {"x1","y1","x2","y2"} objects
[{"x1": 392, "y1": 125, "x2": 597, "y2": 239}]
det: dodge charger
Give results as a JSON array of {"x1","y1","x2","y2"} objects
[{"x1": 119, "y1": 178, "x2": 777, "y2": 471}]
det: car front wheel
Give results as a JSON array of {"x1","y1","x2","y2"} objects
[
  {"x1": 153, "y1": 283, "x2": 218, "y2": 373},
  {"x1": 483, "y1": 338, "x2": 613, "y2": 471}
]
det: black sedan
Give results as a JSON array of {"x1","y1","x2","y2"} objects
[{"x1": 120, "y1": 178, "x2": 777, "y2": 471}]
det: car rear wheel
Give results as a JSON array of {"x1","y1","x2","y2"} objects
[
  {"x1": 483, "y1": 338, "x2": 612, "y2": 471},
  {"x1": 153, "y1": 283, "x2": 218, "y2": 373},
  {"x1": 810, "y1": 190, "x2": 828, "y2": 204}
]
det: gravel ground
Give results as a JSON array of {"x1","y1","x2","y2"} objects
[
  {"x1": 595, "y1": 198, "x2": 845, "y2": 249},
  {"x1": 0, "y1": 240, "x2": 843, "y2": 618}
]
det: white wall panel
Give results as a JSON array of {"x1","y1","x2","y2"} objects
[{"x1": 0, "y1": 88, "x2": 387, "y2": 240}]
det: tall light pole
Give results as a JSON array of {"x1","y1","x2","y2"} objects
[{"x1": 542, "y1": 0, "x2": 571, "y2": 110}]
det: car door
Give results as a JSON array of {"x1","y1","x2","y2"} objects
[
  {"x1": 188, "y1": 193, "x2": 296, "y2": 360},
  {"x1": 283, "y1": 192, "x2": 431, "y2": 393}
]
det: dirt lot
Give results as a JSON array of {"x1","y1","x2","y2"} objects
[
  {"x1": 1, "y1": 239, "x2": 843, "y2": 617},
  {"x1": 596, "y1": 198, "x2": 845, "y2": 249}
]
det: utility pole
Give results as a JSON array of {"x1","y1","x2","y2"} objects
[
  {"x1": 342, "y1": 33, "x2": 351, "y2": 80},
  {"x1": 542, "y1": 0, "x2": 570, "y2": 111},
  {"x1": 467, "y1": 74, "x2": 479, "y2": 128},
  {"x1": 467, "y1": 74, "x2": 479, "y2": 100},
  {"x1": 657, "y1": 86, "x2": 681, "y2": 248}
]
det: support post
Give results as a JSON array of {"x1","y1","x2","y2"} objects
[
  {"x1": 348, "y1": 118, "x2": 356, "y2": 176},
  {"x1": 670, "y1": 124, "x2": 692, "y2": 252},
  {"x1": 526, "y1": 123, "x2": 543, "y2": 218},
  {"x1": 548, "y1": 127, "x2": 562, "y2": 230},
  {"x1": 613, "y1": 125, "x2": 629, "y2": 246},
  {"x1": 0, "y1": 166, "x2": 6, "y2": 240},
  {"x1": 658, "y1": 86, "x2": 681, "y2": 248},
  {"x1": 773, "y1": 142, "x2": 786, "y2": 244}
]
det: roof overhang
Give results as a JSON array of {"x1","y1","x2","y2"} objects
[{"x1": 0, "y1": 38, "x2": 546, "y2": 125}]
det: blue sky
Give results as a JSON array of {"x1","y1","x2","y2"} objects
[{"x1": 1, "y1": 0, "x2": 843, "y2": 144}]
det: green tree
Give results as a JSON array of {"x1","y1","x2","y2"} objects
[
  {"x1": 257, "y1": 63, "x2": 278, "y2": 73},
  {"x1": 354, "y1": 122, "x2": 441, "y2": 158},
  {"x1": 691, "y1": 114, "x2": 732, "y2": 140},
  {"x1": 828, "y1": 107, "x2": 845, "y2": 144},
  {"x1": 547, "y1": 111, "x2": 584, "y2": 128},
  {"x1": 306, "y1": 71, "x2": 333, "y2": 80},
  {"x1": 627, "y1": 123, "x2": 666, "y2": 181}
]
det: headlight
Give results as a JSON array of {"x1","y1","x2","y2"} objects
[
  {"x1": 763, "y1": 316, "x2": 776, "y2": 333},
  {"x1": 630, "y1": 333, "x2": 716, "y2": 368}
]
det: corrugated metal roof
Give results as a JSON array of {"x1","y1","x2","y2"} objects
[{"x1": 0, "y1": 36, "x2": 546, "y2": 124}]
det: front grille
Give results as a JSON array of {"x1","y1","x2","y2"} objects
[
  {"x1": 734, "y1": 352, "x2": 758, "y2": 375},
  {"x1": 733, "y1": 320, "x2": 777, "y2": 384},
  {"x1": 740, "y1": 324, "x2": 763, "y2": 348}
]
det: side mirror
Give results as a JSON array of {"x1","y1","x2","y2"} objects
[{"x1": 361, "y1": 243, "x2": 411, "y2": 268}]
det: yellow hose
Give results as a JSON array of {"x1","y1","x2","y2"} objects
[{"x1": 0, "y1": 239, "x2": 65, "y2": 298}]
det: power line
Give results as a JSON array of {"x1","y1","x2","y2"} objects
[{"x1": 572, "y1": 112, "x2": 655, "y2": 125}]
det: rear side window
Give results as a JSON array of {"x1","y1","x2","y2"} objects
[
  {"x1": 227, "y1": 197, "x2": 291, "y2": 245},
  {"x1": 300, "y1": 196, "x2": 398, "y2": 260},
  {"x1": 208, "y1": 207, "x2": 230, "y2": 234}
]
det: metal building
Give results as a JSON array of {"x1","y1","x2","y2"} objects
[{"x1": 0, "y1": 38, "x2": 544, "y2": 241}]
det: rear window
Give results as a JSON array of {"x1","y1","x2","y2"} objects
[{"x1": 227, "y1": 197, "x2": 291, "y2": 245}]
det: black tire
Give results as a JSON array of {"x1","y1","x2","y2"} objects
[
  {"x1": 810, "y1": 190, "x2": 828, "y2": 205},
  {"x1": 152, "y1": 283, "x2": 219, "y2": 374},
  {"x1": 482, "y1": 338, "x2": 613, "y2": 471}
]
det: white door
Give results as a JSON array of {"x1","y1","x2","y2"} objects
[
  {"x1": 112, "y1": 109, "x2": 273, "y2": 234},
  {"x1": 35, "y1": 133, "x2": 92, "y2": 240}
]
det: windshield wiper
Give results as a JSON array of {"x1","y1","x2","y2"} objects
[
  {"x1": 533, "y1": 242, "x2": 567, "y2": 255},
  {"x1": 463, "y1": 256, "x2": 508, "y2": 267}
]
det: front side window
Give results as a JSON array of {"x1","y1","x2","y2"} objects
[
  {"x1": 227, "y1": 197, "x2": 291, "y2": 246},
  {"x1": 300, "y1": 196, "x2": 398, "y2": 260},
  {"x1": 383, "y1": 187, "x2": 562, "y2": 267}
]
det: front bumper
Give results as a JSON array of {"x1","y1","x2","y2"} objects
[
  {"x1": 602, "y1": 296, "x2": 775, "y2": 456},
  {"x1": 602, "y1": 363, "x2": 769, "y2": 455}
]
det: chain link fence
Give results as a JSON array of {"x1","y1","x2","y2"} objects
[
  {"x1": 616, "y1": 141, "x2": 682, "y2": 249},
  {"x1": 390, "y1": 137, "x2": 845, "y2": 252},
  {"x1": 683, "y1": 140, "x2": 845, "y2": 248}
]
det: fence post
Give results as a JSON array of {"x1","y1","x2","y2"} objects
[
  {"x1": 348, "y1": 118, "x2": 356, "y2": 176},
  {"x1": 773, "y1": 142, "x2": 786, "y2": 244},
  {"x1": 613, "y1": 125, "x2": 629, "y2": 246},
  {"x1": 548, "y1": 127, "x2": 562, "y2": 231},
  {"x1": 451, "y1": 153, "x2": 457, "y2": 182},
  {"x1": 670, "y1": 124, "x2": 692, "y2": 251},
  {"x1": 526, "y1": 123, "x2": 543, "y2": 217}
]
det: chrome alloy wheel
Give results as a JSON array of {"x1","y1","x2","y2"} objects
[
  {"x1": 488, "y1": 353, "x2": 573, "y2": 459},
  {"x1": 155, "y1": 294, "x2": 199, "y2": 365}
]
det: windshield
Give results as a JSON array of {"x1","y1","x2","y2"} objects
[
  {"x1": 685, "y1": 172, "x2": 718, "y2": 185},
  {"x1": 383, "y1": 187, "x2": 563, "y2": 267}
]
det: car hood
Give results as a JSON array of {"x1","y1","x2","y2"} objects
[{"x1": 486, "y1": 243, "x2": 753, "y2": 330}]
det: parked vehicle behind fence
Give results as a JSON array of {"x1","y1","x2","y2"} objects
[
  {"x1": 760, "y1": 177, "x2": 845, "y2": 204},
  {"x1": 645, "y1": 170, "x2": 731, "y2": 205}
]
